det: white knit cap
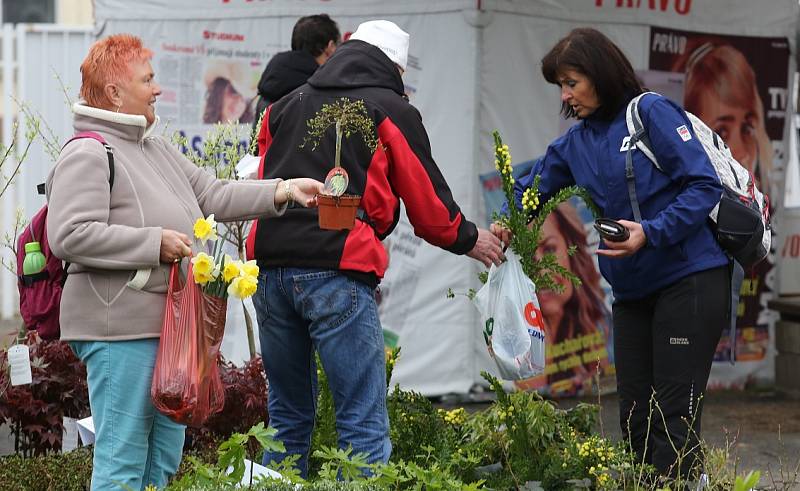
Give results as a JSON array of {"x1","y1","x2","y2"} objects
[{"x1": 350, "y1": 20, "x2": 409, "y2": 71}]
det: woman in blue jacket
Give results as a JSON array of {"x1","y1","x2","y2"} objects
[{"x1": 493, "y1": 28, "x2": 730, "y2": 480}]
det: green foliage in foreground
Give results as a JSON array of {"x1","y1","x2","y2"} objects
[
  {"x1": 0, "y1": 446, "x2": 92, "y2": 491},
  {"x1": 1, "y1": 362, "x2": 778, "y2": 490}
]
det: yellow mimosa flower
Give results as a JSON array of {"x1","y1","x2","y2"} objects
[
  {"x1": 193, "y1": 214, "x2": 218, "y2": 243},
  {"x1": 522, "y1": 188, "x2": 539, "y2": 212}
]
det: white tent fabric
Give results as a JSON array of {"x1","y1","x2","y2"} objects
[{"x1": 94, "y1": 0, "x2": 799, "y2": 395}]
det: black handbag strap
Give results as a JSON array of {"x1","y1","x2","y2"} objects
[{"x1": 728, "y1": 260, "x2": 744, "y2": 364}]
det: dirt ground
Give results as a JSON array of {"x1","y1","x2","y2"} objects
[{"x1": 590, "y1": 390, "x2": 800, "y2": 487}]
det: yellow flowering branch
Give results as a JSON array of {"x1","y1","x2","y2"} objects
[{"x1": 490, "y1": 130, "x2": 598, "y2": 293}]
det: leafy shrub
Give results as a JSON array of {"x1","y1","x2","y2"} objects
[
  {"x1": 0, "y1": 336, "x2": 267, "y2": 458},
  {"x1": 186, "y1": 355, "x2": 269, "y2": 452},
  {"x1": 0, "y1": 333, "x2": 89, "y2": 456},
  {"x1": 386, "y1": 385, "x2": 457, "y2": 465},
  {"x1": 0, "y1": 446, "x2": 92, "y2": 490},
  {"x1": 0, "y1": 337, "x2": 772, "y2": 490},
  {"x1": 459, "y1": 372, "x2": 625, "y2": 490},
  {"x1": 171, "y1": 422, "x2": 287, "y2": 490},
  {"x1": 168, "y1": 481, "x2": 383, "y2": 490},
  {"x1": 1, "y1": 381, "x2": 770, "y2": 491},
  {"x1": 169, "y1": 420, "x2": 481, "y2": 490},
  {"x1": 308, "y1": 346, "x2": 480, "y2": 485}
]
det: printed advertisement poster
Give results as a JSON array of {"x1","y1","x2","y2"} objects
[
  {"x1": 147, "y1": 20, "x2": 423, "y2": 166},
  {"x1": 645, "y1": 27, "x2": 791, "y2": 386},
  {"x1": 479, "y1": 161, "x2": 616, "y2": 397},
  {"x1": 149, "y1": 22, "x2": 279, "y2": 157}
]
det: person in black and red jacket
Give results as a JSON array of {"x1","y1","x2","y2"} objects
[{"x1": 246, "y1": 20, "x2": 504, "y2": 476}]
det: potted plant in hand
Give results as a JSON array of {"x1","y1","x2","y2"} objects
[{"x1": 301, "y1": 97, "x2": 378, "y2": 230}]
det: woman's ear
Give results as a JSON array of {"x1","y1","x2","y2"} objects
[{"x1": 104, "y1": 83, "x2": 123, "y2": 110}]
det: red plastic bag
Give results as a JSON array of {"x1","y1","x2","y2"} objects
[{"x1": 151, "y1": 262, "x2": 227, "y2": 427}]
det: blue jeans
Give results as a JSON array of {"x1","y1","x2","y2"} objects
[
  {"x1": 70, "y1": 339, "x2": 185, "y2": 491},
  {"x1": 254, "y1": 268, "x2": 391, "y2": 477}
]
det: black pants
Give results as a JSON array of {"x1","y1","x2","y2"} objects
[{"x1": 613, "y1": 265, "x2": 729, "y2": 479}]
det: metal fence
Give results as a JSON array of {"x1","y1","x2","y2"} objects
[{"x1": 0, "y1": 23, "x2": 94, "y2": 319}]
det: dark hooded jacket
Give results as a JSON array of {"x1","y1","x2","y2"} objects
[
  {"x1": 251, "y1": 50, "x2": 319, "y2": 137},
  {"x1": 246, "y1": 40, "x2": 478, "y2": 286}
]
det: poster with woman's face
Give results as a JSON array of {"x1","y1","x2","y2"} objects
[
  {"x1": 644, "y1": 27, "x2": 790, "y2": 380},
  {"x1": 515, "y1": 198, "x2": 615, "y2": 396},
  {"x1": 201, "y1": 59, "x2": 258, "y2": 126},
  {"x1": 648, "y1": 27, "x2": 789, "y2": 194}
]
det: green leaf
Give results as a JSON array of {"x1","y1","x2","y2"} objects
[
  {"x1": 734, "y1": 470, "x2": 761, "y2": 491},
  {"x1": 248, "y1": 422, "x2": 286, "y2": 454},
  {"x1": 216, "y1": 432, "x2": 249, "y2": 483},
  {"x1": 268, "y1": 455, "x2": 306, "y2": 484}
]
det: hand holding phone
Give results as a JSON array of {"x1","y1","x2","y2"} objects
[{"x1": 594, "y1": 218, "x2": 630, "y2": 242}]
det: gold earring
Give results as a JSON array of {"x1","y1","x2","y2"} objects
[{"x1": 115, "y1": 104, "x2": 121, "y2": 113}]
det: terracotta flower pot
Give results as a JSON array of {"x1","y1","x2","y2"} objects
[{"x1": 317, "y1": 194, "x2": 361, "y2": 230}]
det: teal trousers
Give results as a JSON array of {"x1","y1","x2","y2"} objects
[{"x1": 70, "y1": 339, "x2": 185, "y2": 490}]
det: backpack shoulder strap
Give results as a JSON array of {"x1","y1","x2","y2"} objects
[
  {"x1": 67, "y1": 131, "x2": 115, "y2": 190},
  {"x1": 624, "y1": 91, "x2": 668, "y2": 223},
  {"x1": 625, "y1": 91, "x2": 661, "y2": 171},
  {"x1": 38, "y1": 131, "x2": 115, "y2": 195}
]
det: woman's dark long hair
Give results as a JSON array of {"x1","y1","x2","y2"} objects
[{"x1": 541, "y1": 28, "x2": 643, "y2": 120}]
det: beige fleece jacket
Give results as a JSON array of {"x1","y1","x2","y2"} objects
[{"x1": 46, "y1": 103, "x2": 285, "y2": 341}]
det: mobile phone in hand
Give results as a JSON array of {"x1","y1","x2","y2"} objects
[{"x1": 593, "y1": 218, "x2": 630, "y2": 242}]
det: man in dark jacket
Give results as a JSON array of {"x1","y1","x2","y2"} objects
[
  {"x1": 246, "y1": 20, "x2": 504, "y2": 476},
  {"x1": 250, "y1": 14, "x2": 340, "y2": 142}
]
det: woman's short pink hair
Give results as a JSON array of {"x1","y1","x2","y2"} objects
[{"x1": 79, "y1": 34, "x2": 153, "y2": 108}]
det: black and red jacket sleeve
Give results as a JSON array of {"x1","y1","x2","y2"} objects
[{"x1": 378, "y1": 104, "x2": 478, "y2": 255}]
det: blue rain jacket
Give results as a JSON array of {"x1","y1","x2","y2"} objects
[{"x1": 514, "y1": 93, "x2": 728, "y2": 300}]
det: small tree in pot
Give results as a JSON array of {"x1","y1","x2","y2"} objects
[{"x1": 301, "y1": 97, "x2": 378, "y2": 230}]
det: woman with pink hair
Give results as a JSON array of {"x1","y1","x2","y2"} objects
[{"x1": 46, "y1": 34, "x2": 323, "y2": 489}]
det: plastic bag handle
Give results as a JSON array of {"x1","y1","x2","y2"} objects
[{"x1": 167, "y1": 262, "x2": 189, "y2": 293}]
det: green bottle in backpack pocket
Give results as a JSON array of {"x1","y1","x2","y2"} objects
[{"x1": 22, "y1": 242, "x2": 46, "y2": 275}]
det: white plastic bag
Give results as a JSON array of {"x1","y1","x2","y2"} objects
[
  {"x1": 235, "y1": 154, "x2": 261, "y2": 179},
  {"x1": 473, "y1": 250, "x2": 546, "y2": 381}
]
